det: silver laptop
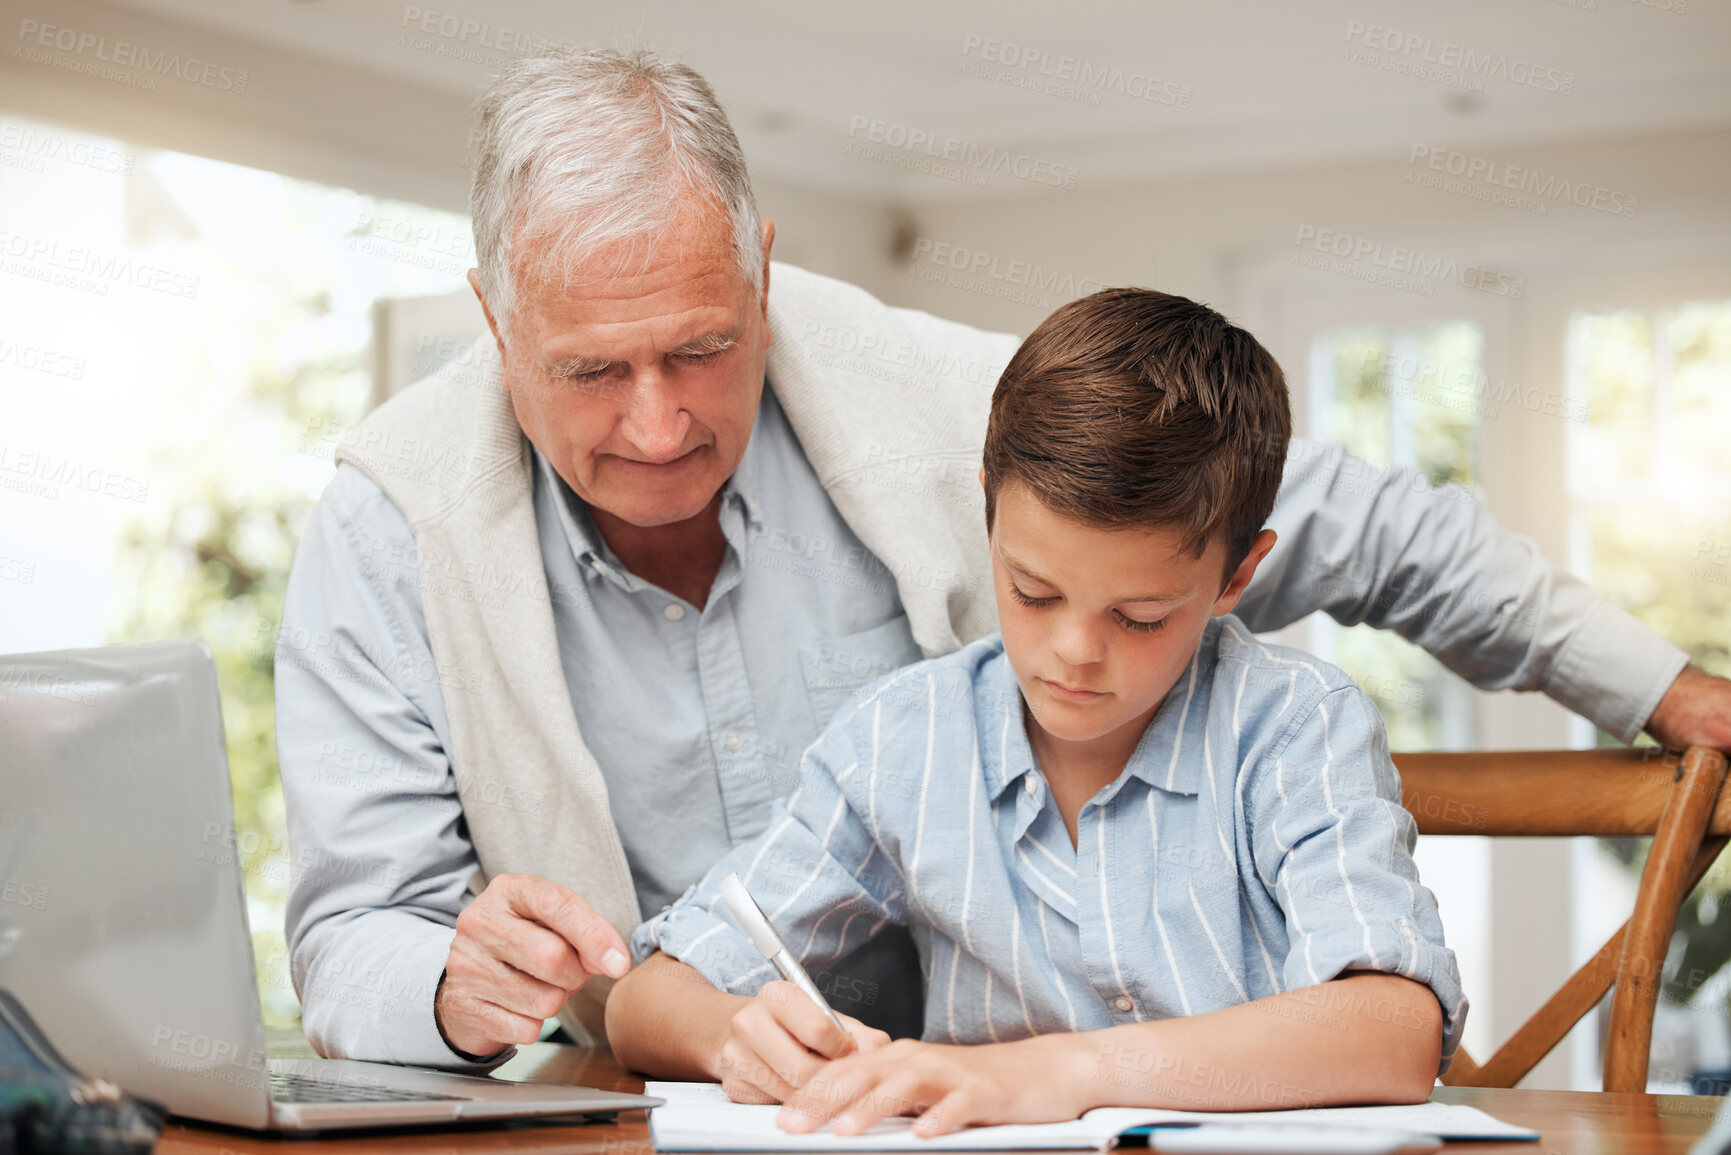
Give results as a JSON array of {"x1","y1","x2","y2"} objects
[{"x1": 0, "y1": 639, "x2": 661, "y2": 1130}]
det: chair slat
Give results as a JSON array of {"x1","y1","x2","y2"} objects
[
  {"x1": 1605, "y1": 750, "x2": 1729, "y2": 1091},
  {"x1": 1392, "y1": 748, "x2": 1727, "y2": 837}
]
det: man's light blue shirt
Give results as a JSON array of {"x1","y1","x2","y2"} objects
[
  {"x1": 278, "y1": 381, "x2": 927, "y2": 1064},
  {"x1": 633, "y1": 619, "x2": 1468, "y2": 1072}
]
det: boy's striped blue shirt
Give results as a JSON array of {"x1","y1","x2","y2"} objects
[{"x1": 632, "y1": 615, "x2": 1466, "y2": 1071}]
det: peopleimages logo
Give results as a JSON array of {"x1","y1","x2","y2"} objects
[
  {"x1": 0, "y1": 230, "x2": 201, "y2": 300},
  {"x1": 1408, "y1": 145, "x2": 1639, "y2": 218},
  {"x1": 957, "y1": 34, "x2": 1192, "y2": 109},
  {"x1": 1291, "y1": 225, "x2": 1526, "y2": 300},
  {"x1": 14, "y1": 20, "x2": 250, "y2": 93},
  {"x1": 398, "y1": 6, "x2": 565, "y2": 58},
  {"x1": 907, "y1": 237, "x2": 1108, "y2": 310},
  {"x1": 845, "y1": 116, "x2": 1079, "y2": 190},
  {"x1": 1342, "y1": 20, "x2": 1574, "y2": 95},
  {"x1": 0, "y1": 123, "x2": 132, "y2": 176}
]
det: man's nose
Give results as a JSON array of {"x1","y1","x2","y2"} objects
[{"x1": 616, "y1": 369, "x2": 690, "y2": 462}]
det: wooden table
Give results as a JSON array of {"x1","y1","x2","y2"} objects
[{"x1": 153, "y1": 1042, "x2": 1725, "y2": 1154}]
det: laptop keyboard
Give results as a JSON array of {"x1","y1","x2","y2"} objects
[{"x1": 270, "y1": 1070, "x2": 467, "y2": 1104}]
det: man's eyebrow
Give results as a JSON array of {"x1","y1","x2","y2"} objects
[
  {"x1": 670, "y1": 326, "x2": 742, "y2": 355},
  {"x1": 544, "y1": 326, "x2": 742, "y2": 377},
  {"x1": 546, "y1": 353, "x2": 612, "y2": 377},
  {"x1": 998, "y1": 544, "x2": 1184, "y2": 604}
]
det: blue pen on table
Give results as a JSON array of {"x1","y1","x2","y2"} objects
[{"x1": 716, "y1": 871, "x2": 850, "y2": 1037}]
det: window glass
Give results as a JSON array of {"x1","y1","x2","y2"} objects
[
  {"x1": 1309, "y1": 322, "x2": 1485, "y2": 751},
  {"x1": 0, "y1": 111, "x2": 473, "y2": 1026}
]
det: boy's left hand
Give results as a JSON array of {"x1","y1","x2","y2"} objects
[{"x1": 775, "y1": 1037, "x2": 1089, "y2": 1137}]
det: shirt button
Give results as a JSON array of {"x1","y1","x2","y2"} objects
[
  {"x1": 724, "y1": 730, "x2": 743, "y2": 752},
  {"x1": 1114, "y1": 995, "x2": 1134, "y2": 1013},
  {"x1": 664, "y1": 603, "x2": 686, "y2": 621},
  {"x1": 1024, "y1": 775, "x2": 1037, "y2": 796}
]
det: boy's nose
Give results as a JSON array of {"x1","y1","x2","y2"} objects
[{"x1": 1049, "y1": 616, "x2": 1106, "y2": 666}]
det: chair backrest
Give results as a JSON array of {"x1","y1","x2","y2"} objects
[{"x1": 1393, "y1": 744, "x2": 1728, "y2": 1092}]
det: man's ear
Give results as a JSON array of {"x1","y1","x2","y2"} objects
[
  {"x1": 758, "y1": 219, "x2": 776, "y2": 344},
  {"x1": 467, "y1": 268, "x2": 510, "y2": 391},
  {"x1": 1212, "y1": 528, "x2": 1278, "y2": 617}
]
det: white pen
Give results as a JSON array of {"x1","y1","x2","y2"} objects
[
  {"x1": 1139, "y1": 1124, "x2": 1441, "y2": 1154},
  {"x1": 717, "y1": 871, "x2": 850, "y2": 1036}
]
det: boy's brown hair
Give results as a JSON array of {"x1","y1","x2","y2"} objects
[{"x1": 982, "y1": 288, "x2": 1291, "y2": 580}]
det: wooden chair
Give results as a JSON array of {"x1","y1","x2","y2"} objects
[{"x1": 1392, "y1": 744, "x2": 1729, "y2": 1092}]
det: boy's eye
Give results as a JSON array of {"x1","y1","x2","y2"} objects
[
  {"x1": 1115, "y1": 612, "x2": 1167, "y2": 634},
  {"x1": 1008, "y1": 582, "x2": 1057, "y2": 609}
]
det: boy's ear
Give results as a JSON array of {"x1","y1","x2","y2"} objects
[{"x1": 1212, "y1": 529, "x2": 1278, "y2": 617}]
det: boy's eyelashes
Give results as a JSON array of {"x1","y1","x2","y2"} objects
[
  {"x1": 1006, "y1": 581, "x2": 1170, "y2": 634},
  {"x1": 1007, "y1": 582, "x2": 1057, "y2": 610}
]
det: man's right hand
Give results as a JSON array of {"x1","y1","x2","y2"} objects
[
  {"x1": 717, "y1": 980, "x2": 890, "y2": 1105},
  {"x1": 435, "y1": 873, "x2": 632, "y2": 1058}
]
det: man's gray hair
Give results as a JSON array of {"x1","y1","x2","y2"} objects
[{"x1": 470, "y1": 47, "x2": 763, "y2": 337}]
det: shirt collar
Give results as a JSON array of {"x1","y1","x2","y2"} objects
[
  {"x1": 722, "y1": 379, "x2": 775, "y2": 536},
  {"x1": 1116, "y1": 653, "x2": 1206, "y2": 798},
  {"x1": 981, "y1": 645, "x2": 1036, "y2": 803},
  {"x1": 533, "y1": 446, "x2": 632, "y2": 592},
  {"x1": 980, "y1": 637, "x2": 1208, "y2": 804}
]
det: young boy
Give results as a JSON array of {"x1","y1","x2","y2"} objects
[{"x1": 606, "y1": 289, "x2": 1465, "y2": 1135}]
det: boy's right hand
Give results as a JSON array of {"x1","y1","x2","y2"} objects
[{"x1": 717, "y1": 980, "x2": 891, "y2": 1104}]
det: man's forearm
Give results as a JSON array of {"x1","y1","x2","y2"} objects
[
  {"x1": 1246, "y1": 441, "x2": 1688, "y2": 742},
  {"x1": 1074, "y1": 973, "x2": 1442, "y2": 1112},
  {"x1": 607, "y1": 951, "x2": 749, "y2": 1079},
  {"x1": 277, "y1": 466, "x2": 495, "y2": 1068}
]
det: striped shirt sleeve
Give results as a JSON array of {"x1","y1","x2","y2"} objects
[
  {"x1": 1246, "y1": 684, "x2": 1468, "y2": 1072},
  {"x1": 630, "y1": 707, "x2": 909, "y2": 997}
]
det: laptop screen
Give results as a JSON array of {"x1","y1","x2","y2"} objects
[{"x1": 0, "y1": 640, "x2": 273, "y2": 1128}]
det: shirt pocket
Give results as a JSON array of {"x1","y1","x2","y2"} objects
[{"x1": 798, "y1": 614, "x2": 924, "y2": 730}]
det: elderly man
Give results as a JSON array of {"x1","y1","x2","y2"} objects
[{"x1": 276, "y1": 46, "x2": 1729, "y2": 1073}]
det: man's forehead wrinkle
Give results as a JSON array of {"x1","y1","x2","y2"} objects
[
  {"x1": 513, "y1": 177, "x2": 731, "y2": 289},
  {"x1": 532, "y1": 249, "x2": 737, "y2": 308},
  {"x1": 516, "y1": 212, "x2": 738, "y2": 326}
]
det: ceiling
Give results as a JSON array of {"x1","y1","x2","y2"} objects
[{"x1": 40, "y1": 0, "x2": 1731, "y2": 202}]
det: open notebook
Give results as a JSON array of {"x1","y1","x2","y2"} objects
[{"x1": 646, "y1": 1082, "x2": 1539, "y2": 1151}]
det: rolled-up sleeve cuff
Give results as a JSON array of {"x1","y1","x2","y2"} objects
[
  {"x1": 632, "y1": 906, "x2": 777, "y2": 997},
  {"x1": 1544, "y1": 599, "x2": 1689, "y2": 744},
  {"x1": 372, "y1": 926, "x2": 516, "y2": 1072},
  {"x1": 1302, "y1": 917, "x2": 1468, "y2": 1077}
]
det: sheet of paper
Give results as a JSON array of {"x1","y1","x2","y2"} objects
[
  {"x1": 646, "y1": 1081, "x2": 1113, "y2": 1150},
  {"x1": 645, "y1": 1082, "x2": 1539, "y2": 1151}
]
